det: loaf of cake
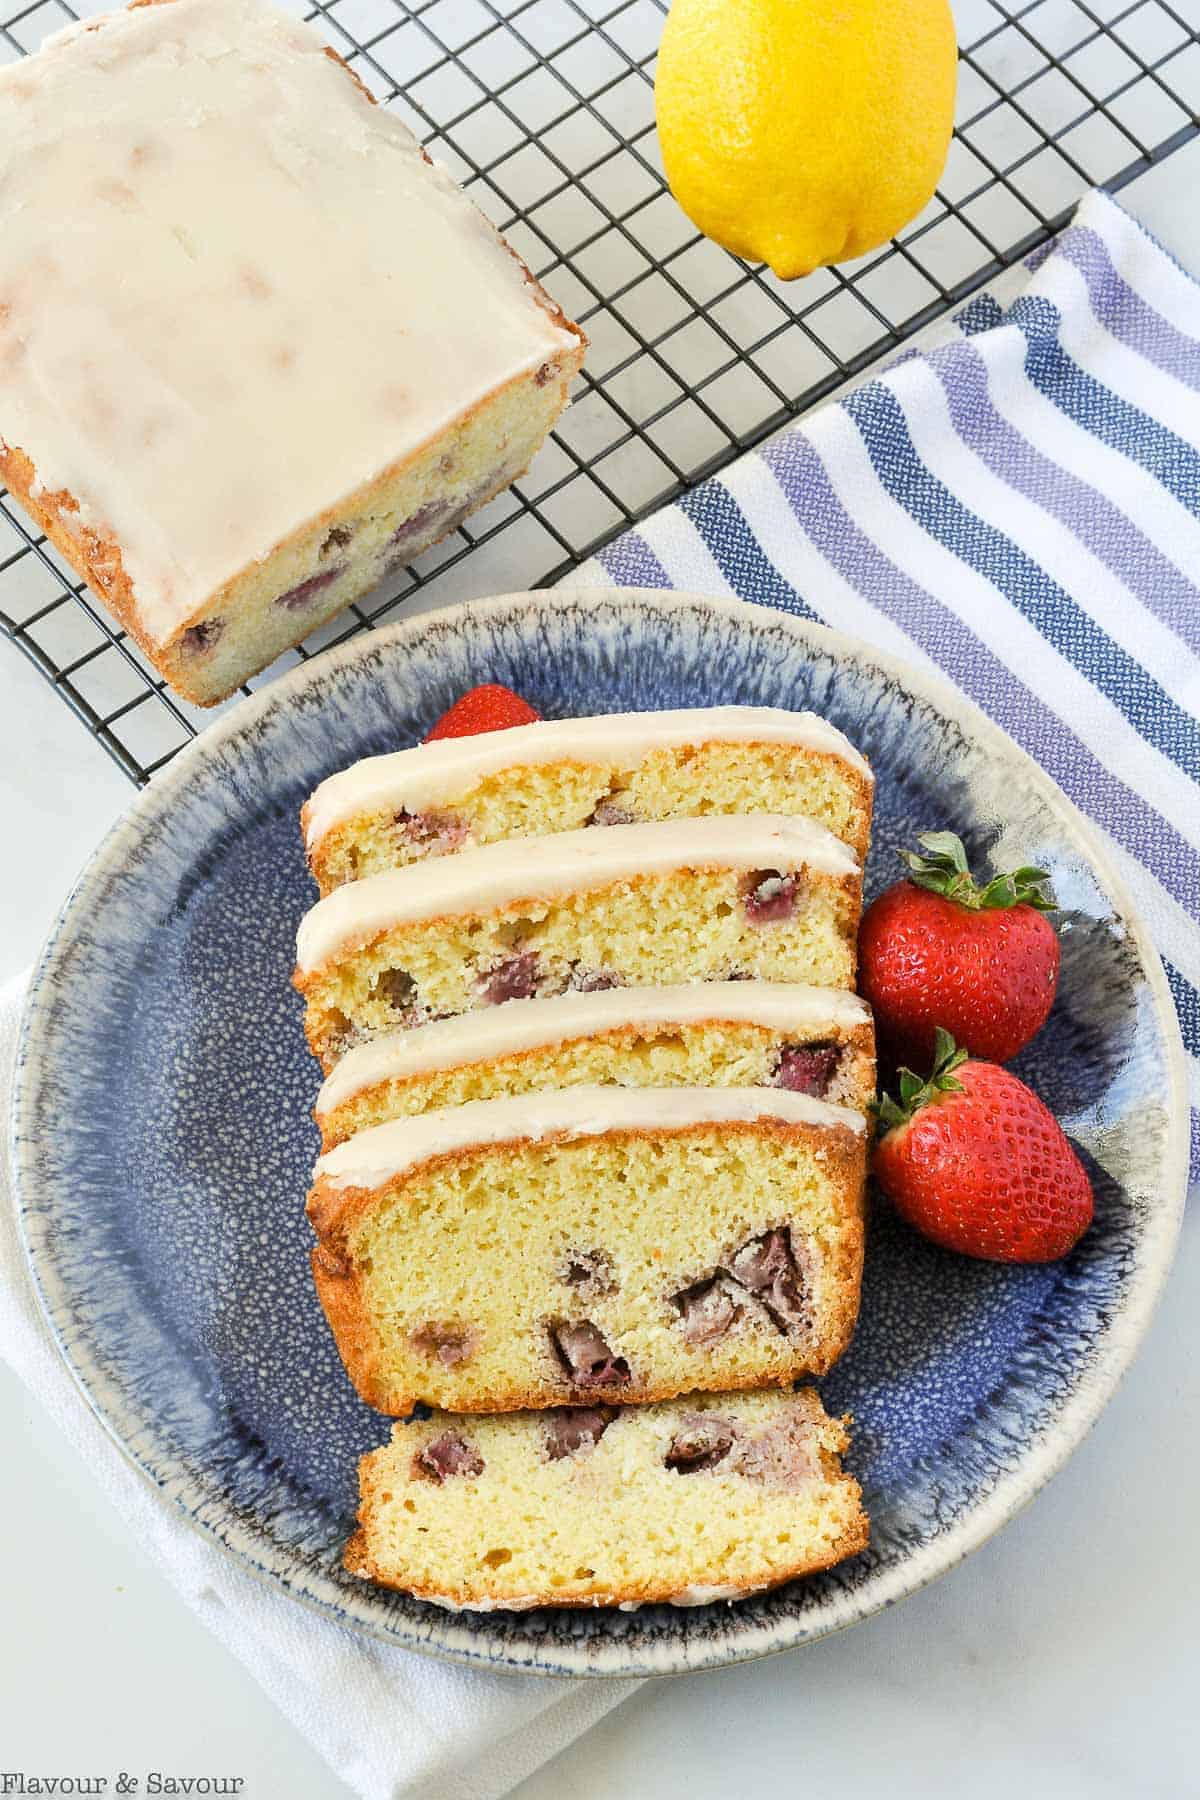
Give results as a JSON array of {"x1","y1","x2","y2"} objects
[
  {"x1": 294, "y1": 815, "x2": 863, "y2": 1070},
  {"x1": 303, "y1": 706, "x2": 874, "y2": 892},
  {"x1": 315, "y1": 980, "x2": 875, "y2": 1149},
  {"x1": 347, "y1": 1388, "x2": 868, "y2": 1609},
  {"x1": 308, "y1": 1085, "x2": 867, "y2": 1415},
  {"x1": 0, "y1": 0, "x2": 584, "y2": 704}
]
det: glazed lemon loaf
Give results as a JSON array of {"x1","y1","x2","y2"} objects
[
  {"x1": 308, "y1": 1085, "x2": 867, "y2": 1415},
  {"x1": 0, "y1": 0, "x2": 584, "y2": 704},
  {"x1": 303, "y1": 706, "x2": 873, "y2": 891},
  {"x1": 347, "y1": 1388, "x2": 868, "y2": 1609},
  {"x1": 316, "y1": 981, "x2": 875, "y2": 1149},
  {"x1": 294, "y1": 815, "x2": 862, "y2": 1070}
]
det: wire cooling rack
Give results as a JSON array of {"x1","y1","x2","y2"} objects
[{"x1": 2, "y1": 0, "x2": 1198, "y2": 783}]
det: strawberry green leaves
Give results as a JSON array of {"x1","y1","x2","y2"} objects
[
  {"x1": 898, "y1": 832, "x2": 1055, "y2": 913},
  {"x1": 874, "y1": 1027, "x2": 968, "y2": 1133}
]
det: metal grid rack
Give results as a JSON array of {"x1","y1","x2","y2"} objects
[{"x1": 3, "y1": 0, "x2": 1198, "y2": 784}]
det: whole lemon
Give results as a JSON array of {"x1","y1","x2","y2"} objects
[{"x1": 655, "y1": 0, "x2": 957, "y2": 279}]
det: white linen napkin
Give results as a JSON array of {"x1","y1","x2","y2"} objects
[{"x1": 0, "y1": 973, "x2": 638, "y2": 1799}]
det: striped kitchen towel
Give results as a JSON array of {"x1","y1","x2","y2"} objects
[{"x1": 571, "y1": 190, "x2": 1200, "y2": 1174}]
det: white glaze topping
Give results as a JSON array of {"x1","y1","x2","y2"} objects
[
  {"x1": 316, "y1": 980, "x2": 870, "y2": 1115},
  {"x1": 0, "y1": 0, "x2": 578, "y2": 642},
  {"x1": 303, "y1": 705, "x2": 872, "y2": 850},
  {"x1": 295, "y1": 813, "x2": 859, "y2": 972},
  {"x1": 657, "y1": 1584, "x2": 747, "y2": 1607},
  {"x1": 418, "y1": 1591, "x2": 547, "y2": 1613},
  {"x1": 314, "y1": 1083, "x2": 866, "y2": 1190},
  {"x1": 422, "y1": 1586, "x2": 747, "y2": 1612}
]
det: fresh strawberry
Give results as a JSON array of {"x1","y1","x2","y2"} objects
[
  {"x1": 859, "y1": 830, "x2": 1059, "y2": 1067},
  {"x1": 425, "y1": 684, "x2": 540, "y2": 742},
  {"x1": 872, "y1": 1030, "x2": 1093, "y2": 1263}
]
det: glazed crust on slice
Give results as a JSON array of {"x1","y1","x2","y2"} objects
[
  {"x1": 308, "y1": 1098, "x2": 867, "y2": 1416},
  {"x1": 313, "y1": 985, "x2": 877, "y2": 1148},
  {"x1": 292, "y1": 816, "x2": 863, "y2": 1072},
  {"x1": 302, "y1": 712, "x2": 875, "y2": 890}
]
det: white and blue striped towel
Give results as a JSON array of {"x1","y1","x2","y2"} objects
[{"x1": 572, "y1": 190, "x2": 1200, "y2": 1175}]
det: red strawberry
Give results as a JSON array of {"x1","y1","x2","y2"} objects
[
  {"x1": 859, "y1": 831, "x2": 1059, "y2": 1067},
  {"x1": 873, "y1": 1031, "x2": 1093, "y2": 1263},
  {"x1": 425, "y1": 684, "x2": 540, "y2": 742}
]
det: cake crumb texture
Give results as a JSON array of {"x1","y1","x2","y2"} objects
[
  {"x1": 347, "y1": 1388, "x2": 868, "y2": 1608},
  {"x1": 308, "y1": 1102, "x2": 866, "y2": 1414}
]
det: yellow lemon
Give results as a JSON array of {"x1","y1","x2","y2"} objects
[{"x1": 655, "y1": 0, "x2": 957, "y2": 279}]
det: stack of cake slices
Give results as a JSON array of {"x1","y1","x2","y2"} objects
[{"x1": 294, "y1": 705, "x2": 876, "y2": 1611}]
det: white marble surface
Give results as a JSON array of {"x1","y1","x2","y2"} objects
[{"x1": 3, "y1": 144, "x2": 1199, "y2": 1799}]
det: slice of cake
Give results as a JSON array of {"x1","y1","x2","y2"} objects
[
  {"x1": 315, "y1": 981, "x2": 875, "y2": 1149},
  {"x1": 346, "y1": 1388, "x2": 868, "y2": 1609},
  {"x1": 307, "y1": 1085, "x2": 867, "y2": 1414},
  {"x1": 303, "y1": 706, "x2": 874, "y2": 892},
  {"x1": 0, "y1": 0, "x2": 584, "y2": 704},
  {"x1": 293, "y1": 814, "x2": 862, "y2": 1071}
]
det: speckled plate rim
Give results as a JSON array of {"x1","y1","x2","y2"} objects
[{"x1": 10, "y1": 587, "x2": 1191, "y2": 1679}]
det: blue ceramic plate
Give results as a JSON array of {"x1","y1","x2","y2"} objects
[{"x1": 12, "y1": 589, "x2": 1188, "y2": 1677}]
